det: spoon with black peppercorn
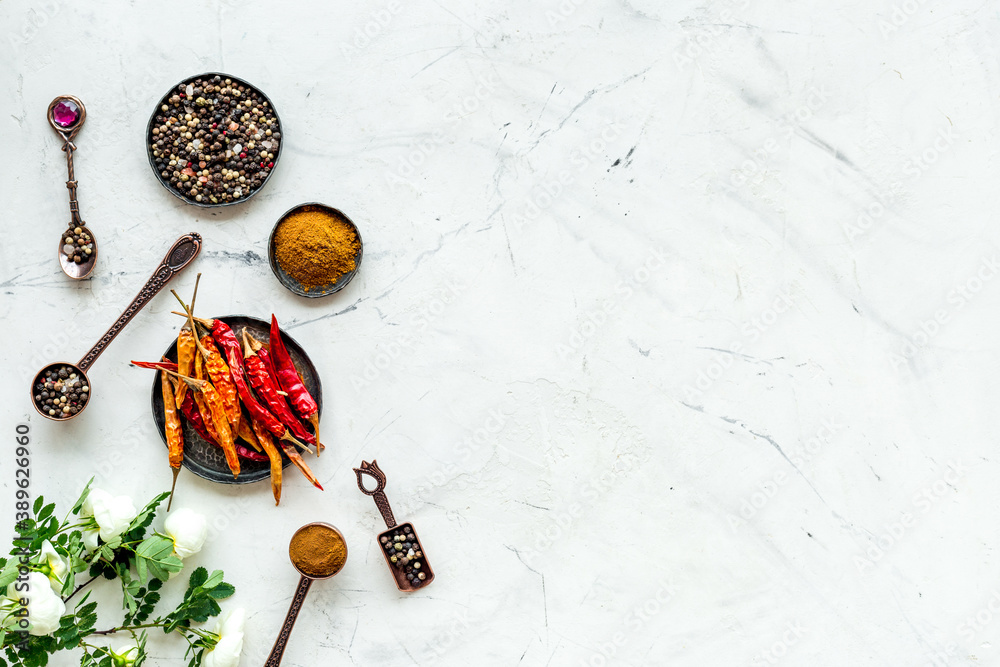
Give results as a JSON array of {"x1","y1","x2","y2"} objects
[
  {"x1": 31, "y1": 233, "x2": 202, "y2": 421},
  {"x1": 47, "y1": 96, "x2": 98, "y2": 280}
]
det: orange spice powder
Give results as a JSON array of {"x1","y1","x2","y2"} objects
[{"x1": 274, "y1": 209, "x2": 360, "y2": 291}]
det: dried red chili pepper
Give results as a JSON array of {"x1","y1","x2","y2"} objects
[
  {"x1": 236, "y1": 415, "x2": 263, "y2": 452},
  {"x1": 281, "y1": 441, "x2": 324, "y2": 491},
  {"x1": 191, "y1": 354, "x2": 222, "y2": 446},
  {"x1": 193, "y1": 315, "x2": 245, "y2": 377},
  {"x1": 133, "y1": 360, "x2": 178, "y2": 372},
  {"x1": 199, "y1": 333, "x2": 241, "y2": 431},
  {"x1": 173, "y1": 275, "x2": 201, "y2": 409},
  {"x1": 251, "y1": 417, "x2": 284, "y2": 504},
  {"x1": 181, "y1": 395, "x2": 259, "y2": 464},
  {"x1": 171, "y1": 372, "x2": 239, "y2": 479},
  {"x1": 236, "y1": 443, "x2": 269, "y2": 462},
  {"x1": 161, "y1": 372, "x2": 184, "y2": 470},
  {"x1": 161, "y1": 367, "x2": 184, "y2": 510},
  {"x1": 218, "y1": 334, "x2": 312, "y2": 454},
  {"x1": 173, "y1": 290, "x2": 243, "y2": 434},
  {"x1": 175, "y1": 326, "x2": 196, "y2": 409},
  {"x1": 180, "y1": 392, "x2": 217, "y2": 445},
  {"x1": 242, "y1": 331, "x2": 316, "y2": 446},
  {"x1": 269, "y1": 315, "x2": 322, "y2": 453},
  {"x1": 198, "y1": 317, "x2": 262, "y2": 444}
]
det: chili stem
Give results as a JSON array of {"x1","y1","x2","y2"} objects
[
  {"x1": 280, "y1": 431, "x2": 314, "y2": 455},
  {"x1": 167, "y1": 467, "x2": 180, "y2": 511},
  {"x1": 170, "y1": 310, "x2": 214, "y2": 328},
  {"x1": 189, "y1": 272, "x2": 202, "y2": 313},
  {"x1": 171, "y1": 291, "x2": 211, "y2": 357}
]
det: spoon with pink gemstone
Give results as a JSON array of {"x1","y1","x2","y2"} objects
[{"x1": 48, "y1": 95, "x2": 97, "y2": 280}]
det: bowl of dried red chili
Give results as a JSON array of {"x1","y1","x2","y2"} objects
[{"x1": 149, "y1": 315, "x2": 322, "y2": 485}]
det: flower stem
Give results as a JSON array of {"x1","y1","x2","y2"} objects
[
  {"x1": 89, "y1": 622, "x2": 164, "y2": 636},
  {"x1": 64, "y1": 573, "x2": 100, "y2": 604}
]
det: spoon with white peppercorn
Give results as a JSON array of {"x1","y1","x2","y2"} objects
[
  {"x1": 31, "y1": 233, "x2": 202, "y2": 421},
  {"x1": 47, "y1": 95, "x2": 98, "y2": 280}
]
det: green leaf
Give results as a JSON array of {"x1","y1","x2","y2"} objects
[
  {"x1": 0, "y1": 558, "x2": 20, "y2": 590},
  {"x1": 121, "y1": 493, "x2": 170, "y2": 544},
  {"x1": 37, "y1": 504, "x2": 55, "y2": 524},
  {"x1": 71, "y1": 479, "x2": 94, "y2": 515},
  {"x1": 135, "y1": 537, "x2": 182, "y2": 582},
  {"x1": 202, "y1": 570, "x2": 223, "y2": 591},
  {"x1": 207, "y1": 582, "x2": 235, "y2": 600},
  {"x1": 136, "y1": 553, "x2": 147, "y2": 584},
  {"x1": 32, "y1": 497, "x2": 43, "y2": 514},
  {"x1": 188, "y1": 567, "x2": 208, "y2": 589}
]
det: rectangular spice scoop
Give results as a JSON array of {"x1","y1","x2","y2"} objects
[{"x1": 354, "y1": 460, "x2": 435, "y2": 591}]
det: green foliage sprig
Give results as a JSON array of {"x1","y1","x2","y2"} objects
[{"x1": 0, "y1": 481, "x2": 238, "y2": 667}]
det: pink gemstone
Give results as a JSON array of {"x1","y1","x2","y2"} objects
[{"x1": 52, "y1": 100, "x2": 79, "y2": 127}]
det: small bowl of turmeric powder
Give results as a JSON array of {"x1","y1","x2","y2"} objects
[{"x1": 268, "y1": 203, "x2": 363, "y2": 298}]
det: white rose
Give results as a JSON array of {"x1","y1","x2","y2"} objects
[
  {"x1": 202, "y1": 607, "x2": 245, "y2": 667},
  {"x1": 38, "y1": 541, "x2": 70, "y2": 593},
  {"x1": 4, "y1": 571, "x2": 66, "y2": 636},
  {"x1": 0, "y1": 596, "x2": 19, "y2": 630},
  {"x1": 82, "y1": 488, "x2": 138, "y2": 546},
  {"x1": 81, "y1": 527, "x2": 100, "y2": 553},
  {"x1": 164, "y1": 508, "x2": 208, "y2": 559},
  {"x1": 110, "y1": 640, "x2": 140, "y2": 666}
]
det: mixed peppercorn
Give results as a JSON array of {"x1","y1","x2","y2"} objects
[
  {"x1": 61, "y1": 226, "x2": 94, "y2": 264},
  {"x1": 33, "y1": 364, "x2": 90, "y2": 418},
  {"x1": 381, "y1": 525, "x2": 428, "y2": 587},
  {"x1": 148, "y1": 75, "x2": 280, "y2": 205}
]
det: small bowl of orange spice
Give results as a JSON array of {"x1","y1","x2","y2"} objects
[{"x1": 268, "y1": 203, "x2": 363, "y2": 298}]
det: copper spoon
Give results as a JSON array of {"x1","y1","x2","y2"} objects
[
  {"x1": 265, "y1": 522, "x2": 348, "y2": 666},
  {"x1": 48, "y1": 95, "x2": 97, "y2": 280},
  {"x1": 355, "y1": 460, "x2": 435, "y2": 591},
  {"x1": 30, "y1": 233, "x2": 202, "y2": 421}
]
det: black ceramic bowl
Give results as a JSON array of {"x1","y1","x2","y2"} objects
[
  {"x1": 268, "y1": 203, "x2": 364, "y2": 298},
  {"x1": 150, "y1": 315, "x2": 322, "y2": 484},
  {"x1": 145, "y1": 72, "x2": 283, "y2": 208}
]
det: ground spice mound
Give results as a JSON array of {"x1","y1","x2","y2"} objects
[
  {"x1": 274, "y1": 208, "x2": 360, "y2": 291},
  {"x1": 290, "y1": 524, "x2": 347, "y2": 578}
]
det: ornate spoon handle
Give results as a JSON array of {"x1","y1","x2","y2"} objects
[
  {"x1": 77, "y1": 233, "x2": 202, "y2": 371},
  {"x1": 62, "y1": 141, "x2": 83, "y2": 227},
  {"x1": 48, "y1": 95, "x2": 86, "y2": 228},
  {"x1": 354, "y1": 460, "x2": 397, "y2": 529},
  {"x1": 264, "y1": 575, "x2": 313, "y2": 667}
]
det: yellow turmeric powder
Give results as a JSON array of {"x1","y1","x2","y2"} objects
[{"x1": 274, "y1": 207, "x2": 360, "y2": 291}]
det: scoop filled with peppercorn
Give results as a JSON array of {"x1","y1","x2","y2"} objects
[
  {"x1": 354, "y1": 460, "x2": 436, "y2": 592},
  {"x1": 146, "y1": 73, "x2": 282, "y2": 207},
  {"x1": 31, "y1": 363, "x2": 91, "y2": 420},
  {"x1": 379, "y1": 523, "x2": 434, "y2": 590}
]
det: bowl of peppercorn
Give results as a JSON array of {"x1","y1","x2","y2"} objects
[{"x1": 146, "y1": 73, "x2": 283, "y2": 207}]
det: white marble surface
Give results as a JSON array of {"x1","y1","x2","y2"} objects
[{"x1": 2, "y1": 0, "x2": 999, "y2": 665}]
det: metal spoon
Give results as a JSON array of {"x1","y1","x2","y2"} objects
[
  {"x1": 355, "y1": 460, "x2": 435, "y2": 591},
  {"x1": 48, "y1": 95, "x2": 97, "y2": 280},
  {"x1": 265, "y1": 522, "x2": 348, "y2": 666},
  {"x1": 30, "y1": 233, "x2": 202, "y2": 421}
]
